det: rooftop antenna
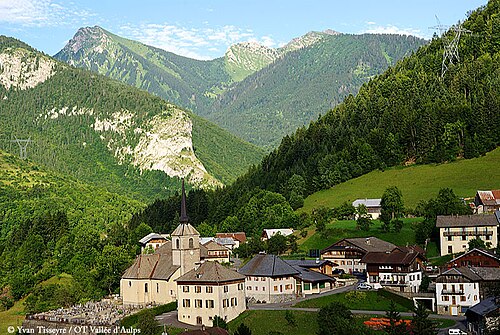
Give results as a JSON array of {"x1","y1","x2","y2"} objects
[
  {"x1": 11, "y1": 137, "x2": 32, "y2": 160},
  {"x1": 430, "y1": 15, "x2": 472, "y2": 77}
]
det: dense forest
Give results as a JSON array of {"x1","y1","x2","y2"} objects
[{"x1": 132, "y1": 1, "x2": 500, "y2": 236}]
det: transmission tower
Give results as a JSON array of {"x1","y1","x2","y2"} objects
[
  {"x1": 11, "y1": 137, "x2": 32, "y2": 160},
  {"x1": 430, "y1": 16, "x2": 471, "y2": 77}
]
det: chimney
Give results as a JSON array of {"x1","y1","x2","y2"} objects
[{"x1": 366, "y1": 237, "x2": 371, "y2": 245}]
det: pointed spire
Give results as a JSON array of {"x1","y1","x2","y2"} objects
[{"x1": 180, "y1": 179, "x2": 189, "y2": 223}]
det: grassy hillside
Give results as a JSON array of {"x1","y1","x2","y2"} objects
[{"x1": 300, "y1": 147, "x2": 500, "y2": 213}]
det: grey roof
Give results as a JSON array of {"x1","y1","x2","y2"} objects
[
  {"x1": 215, "y1": 237, "x2": 237, "y2": 246},
  {"x1": 171, "y1": 223, "x2": 200, "y2": 236},
  {"x1": 139, "y1": 232, "x2": 167, "y2": 245},
  {"x1": 203, "y1": 240, "x2": 229, "y2": 251},
  {"x1": 322, "y1": 237, "x2": 396, "y2": 254},
  {"x1": 470, "y1": 266, "x2": 500, "y2": 281},
  {"x1": 122, "y1": 241, "x2": 179, "y2": 280},
  {"x1": 239, "y1": 254, "x2": 299, "y2": 277},
  {"x1": 466, "y1": 296, "x2": 500, "y2": 317},
  {"x1": 284, "y1": 259, "x2": 338, "y2": 268},
  {"x1": 439, "y1": 267, "x2": 482, "y2": 281},
  {"x1": 352, "y1": 199, "x2": 381, "y2": 208},
  {"x1": 436, "y1": 214, "x2": 499, "y2": 228},
  {"x1": 290, "y1": 266, "x2": 336, "y2": 283},
  {"x1": 438, "y1": 266, "x2": 500, "y2": 282},
  {"x1": 176, "y1": 261, "x2": 245, "y2": 283}
]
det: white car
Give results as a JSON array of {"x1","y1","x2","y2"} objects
[
  {"x1": 448, "y1": 329, "x2": 467, "y2": 335},
  {"x1": 356, "y1": 282, "x2": 372, "y2": 290}
]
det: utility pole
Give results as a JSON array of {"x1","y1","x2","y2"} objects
[
  {"x1": 11, "y1": 137, "x2": 32, "y2": 160},
  {"x1": 430, "y1": 16, "x2": 472, "y2": 77}
]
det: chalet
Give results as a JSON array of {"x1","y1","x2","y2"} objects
[
  {"x1": 321, "y1": 237, "x2": 396, "y2": 274},
  {"x1": 436, "y1": 266, "x2": 500, "y2": 316},
  {"x1": 436, "y1": 214, "x2": 499, "y2": 256},
  {"x1": 284, "y1": 260, "x2": 336, "y2": 295},
  {"x1": 352, "y1": 198, "x2": 382, "y2": 219},
  {"x1": 139, "y1": 232, "x2": 168, "y2": 253},
  {"x1": 238, "y1": 254, "x2": 299, "y2": 303},
  {"x1": 447, "y1": 248, "x2": 500, "y2": 268},
  {"x1": 261, "y1": 228, "x2": 294, "y2": 241},
  {"x1": 361, "y1": 246, "x2": 425, "y2": 293},
  {"x1": 214, "y1": 237, "x2": 237, "y2": 250},
  {"x1": 474, "y1": 190, "x2": 500, "y2": 213},
  {"x1": 176, "y1": 261, "x2": 246, "y2": 326},
  {"x1": 201, "y1": 240, "x2": 231, "y2": 263},
  {"x1": 465, "y1": 296, "x2": 500, "y2": 335},
  {"x1": 216, "y1": 232, "x2": 246, "y2": 248}
]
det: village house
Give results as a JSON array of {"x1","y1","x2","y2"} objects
[
  {"x1": 436, "y1": 214, "x2": 499, "y2": 256},
  {"x1": 321, "y1": 237, "x2": 396, "y2": 274},
  {"x1": 176, "y1": 261, "x2": 246, "y2": 326},
  {"x1": 139, "y1": 232, "x2": 168, "y2": 253},
  {"x1": 352, "y1": 198, "x2": 382, "y2": 219},
  {"x1": 201, "y1": 240, "x2": 231, "y2": 263},
  {"x1": 239, "y1": 254, "x2": 299, "y2": 303},
  {"x1": 216, "y1": 232, "x2": 246, "y2": 248},
  {"x1": 361, "y1": 246, "x2": 426, "y2": 293},
  {"x1": 284, "y1": 260, "x2": 336, "y2": 296},
  {"x1": 465, "y1": 296, "x2": 500, "y2": 335},
  {"x1": 261, "y1": 228, "x2": 294, "y2": 241},
  {"x1": 474, "y1": 190, "x2": 500, "y2": 213},
  {"x1": 446, "y1": 248, "x2": 500, "y2": 268},
  {"x1": 435, "y1": 266, "x2": 500, "y2": 316}
]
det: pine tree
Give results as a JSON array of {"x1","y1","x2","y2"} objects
[{"x1": 411, "y1": 302, "x2": 437, "y2": 335}]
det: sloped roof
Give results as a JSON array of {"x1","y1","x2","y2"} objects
[
  {"x1": 122, "y1": 242, "x2": 179, "y2": 280},
  {"x1": 436, "y1": 214, "x2": 498, "y2": 228},
  {"x1": 262, "y1": 229, "x2": 293, "y2": 238},
  {"x1": 476, "y1": 190, "x2": 500, "y2": 206},
  {"x1": 465, "y1": 296, "x2": 500, "y2": 317},
  {"x1": 200, "y1": 237, "x2": 215, "y2": 245},
  {"x1": 239, "y1": 254, "x2": 299, "y2": 277},
  {"x1": 289, "y1": 265, "x2": 336, "y2": 283},
  {"x1": 439, "y1": 267, "x2": 482, "y2": 281},
  {"x1": 200, "y1": 243, "x2": 208, "y2": 259},
  {"x1": 360, "y1": 249, "x2": 421, "y2": 265},
  {"x1": 215, "y1": 237, "x2": 237, "y2": 246},
  {"x1": 448, "y1": 248, "x2": 500, "y2": 265},
  {"x1": 470, "y1": 266, "x2": 500, "y2": 281},
  {"x1": 203, "y1": 240, "x2": 229, "y2": 252},
  {"x1": 216, "y1": 232, "x2": 246, "y2": 243},
  {"x1": 139, "y1": 232, "x2": 167, "y2": 245},
  {"x1": 322, "y1": 237, "x2": 396, "y2": 254},
  {"x1": 176, "y1": 261, "x2": 244, "y2": 283},
  {"x1": 284, "y1": 259, "x2": 338, "y2": 268},
  {"x1": 171, "y1": 223, "x2": 200, "y2": 236},
  {"x1": 352, "y1": 199, "x2": 381, "y2": 208}
]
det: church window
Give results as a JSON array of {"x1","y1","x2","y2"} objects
[
  {"x1": 128, "y1": 281, "x2": 131, "y2": 287},
  {"x1": 176, "y1": 239, "x2": 180, "y2": 249},
  {"x1": 156, "y1": 283, "x2": 159, "y2": 293},
  {"x1": 189, "y1": 238, "x2": 194, "y2": 249},
  {"x1": 145, "y1": 283, "x2": 148, "y2": 293}
]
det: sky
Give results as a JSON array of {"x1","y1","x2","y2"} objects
[{"x1": 0, "y1": 0, "x2": 488, "y2": 60}]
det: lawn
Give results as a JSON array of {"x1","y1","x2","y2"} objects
[
  {"x1": 293, "y1": 290, "x2": 412, "y2": 312},
  {"x1": 300, "y1": 147, "x2": 500, "y2": 213},
  {"x1": 229, "y1": 310, "x2": 319, "y2": 335},
  {"x1": 299, "y1": 218, "x2": 422, "y2": 252},
  {"x1": 0, "y1": 298, "x2": 26, "y2": 335}
]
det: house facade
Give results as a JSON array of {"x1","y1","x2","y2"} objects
[
  {"x1": 362, "y1": 247, "x2": 425, "y2": 293},
  {"x1": 201, "y1": 240, "x2": 231, "y2": 263},
  {"x1": 321, "y1": 237, "x2": 396, "y2": 274},
  {"x1": 239, "y1": 254, "x2": 299, "y2": 303},
  {"x1": 474, "y1": 190, "x2": 500, "y2": 213},
  {"x1": 446, "y1": 248, "x2": 500, "y2": 268},
  {"x1": 436, "y1": 214, "x2": 499, "y2": 256},
  {"x1": 139, "y1": 232, "x2": 168, "y2": 253},
  {"x1": 285, "y1": 260, "x2": 336, "y2": 296},
  {"x1": 176, "y1": 261, "x2": 246, "y2": 326},
  {"x1": 465, "y1": 296, "x2": 500, "y2": 335},
  {"x1": 436, "y1": 267, "x2": 482, "y2": 316},
  {"x1": 352, "y1": 199, "x2": 382, "y2": 219}
]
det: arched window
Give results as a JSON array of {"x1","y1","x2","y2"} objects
[
  {"x1": 189, "y1": 238, "x2": 194, "y2": 249},
  {"x1": 176, "y1": 238, "x2": 180, "y2": 249},
  {"x1": 145, "y1": 283, "x2": 148, "y2": 293}
]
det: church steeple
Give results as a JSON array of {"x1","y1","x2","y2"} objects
[{"x1": 180, "y1": 179, "x2": 189, "y2": 223}]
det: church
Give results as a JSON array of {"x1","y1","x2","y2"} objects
[{"x1": 120, "y1": 181, "x2": 246, "y2": 326}]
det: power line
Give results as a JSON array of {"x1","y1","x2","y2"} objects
[{"x1": 11, "y1": 137, "x2": 32, "y2": 160}]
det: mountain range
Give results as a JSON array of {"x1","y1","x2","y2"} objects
[
  {"x1": 55, "y1": 27, "x2": 425, "y2": 148},
  {"x1": 0, "y1": 36, "x2": 264, "y2": 201}
]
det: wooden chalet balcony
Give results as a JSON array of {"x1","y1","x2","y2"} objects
[
  {"x1": 441, "y1": 289, "x2": 464, "y2": 295},
  {"x1": 443, "y1": 230, "x2": 493, "y2": 236}
]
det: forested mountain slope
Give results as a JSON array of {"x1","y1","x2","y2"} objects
[
  {"x1": 210, "y1": 33, "x2": 425, "y2": 147},
  {"x1": 55, "y1": 28, "x2": 425, "y2": 148},
  {"x1": 0, "y1": 36, "x2": 263, "y2": 201}
]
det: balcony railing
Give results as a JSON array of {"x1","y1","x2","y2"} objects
[
  {"x1": 441, "y1": 289, "x2": 464, "y2": 295},
  {"x1": 380, "y1": 280, "x2": 408, "y2": 286},
  {"x1": 443, "y1": 230, "x2": 493, "y2": 236}
]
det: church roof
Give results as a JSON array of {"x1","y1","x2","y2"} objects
[
  {"x1": 176, "y1": 261, "x2": 245, "y2": 283},
  {"x1": 171, "y1": 223, "x2": 200, "y2": 236},
  {"x1": 122, "y1": 241, "x2": 179, "y2": 280}
]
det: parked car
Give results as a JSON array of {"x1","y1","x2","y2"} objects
[
  {"x1": 448, "y1": 329, "x2": 467, "y2": 335},
  {"x1": 356, "y1": 282, "x2": 372, "y2": 290}
]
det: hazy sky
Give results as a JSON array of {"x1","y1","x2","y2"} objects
[{"x1": 0, "y1": 0, "x2": 488, "y2": 59}]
